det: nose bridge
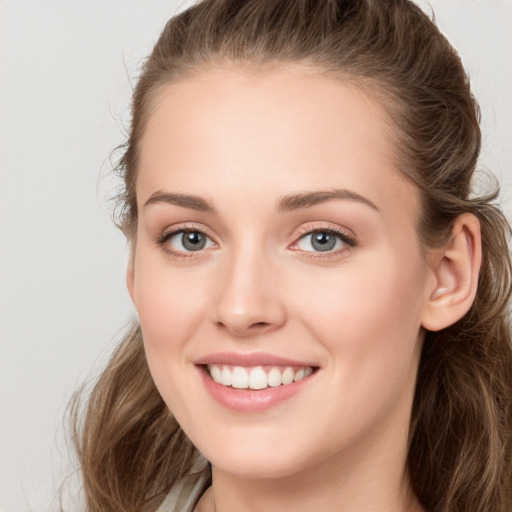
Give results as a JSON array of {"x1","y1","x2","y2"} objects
[{"x1": 212, "y1": 236, "x2": 285, "y2": 336}]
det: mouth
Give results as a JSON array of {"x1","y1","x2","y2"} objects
[
  {"x1": 206, "y1": 364, "x2": 315, "y2": 390},
  {"x1": 195, "y1": 353, "x2": 320, "y2": 411}
]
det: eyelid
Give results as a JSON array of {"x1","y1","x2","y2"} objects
[
  {"x1": 291, "y1": 222, "x2": 356, "y2": 242},
  {"x1": 159, "y1": 221, "x2": 216, "y2": 238}
]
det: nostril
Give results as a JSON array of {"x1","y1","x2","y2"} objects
[
  {"x1": 251, "y1": 322, "x2": 270, "y2": 329},
  {"x1": 215, "y1": 320, "x2": 268, "y2": 329}
]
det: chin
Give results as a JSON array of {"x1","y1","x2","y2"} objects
[
  {"x1": 190, "y1": 427, "x2": 325, "y2": 480},
  {"x1": 209, "y1": 452, "x2": 309, "y2": 480}
]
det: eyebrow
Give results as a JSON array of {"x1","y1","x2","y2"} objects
[
  {"x1": 144, "y1": 188, "x2": 379, "y2": 213},
  {"x1": 277, "y1": 189, "x2": 379, "y2": 212},
  {"x1": 144, "y1": 191, "x2": 216, "y2": 212}
]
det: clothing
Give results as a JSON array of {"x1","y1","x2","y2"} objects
[
  {"x1": 155, "y1": 457, "x2": 210, "y2": 512},
  {"x1": 155, "y1": 473, "x2": 207, "y2": 512}
]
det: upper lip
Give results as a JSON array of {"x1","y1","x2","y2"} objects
[{"x1": 194, "y1": 352, "x2": 319, "y2": 368}]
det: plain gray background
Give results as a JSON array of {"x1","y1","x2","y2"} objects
[{"x1": 1, "y1": 1, "x2": 511, "y2": 511}]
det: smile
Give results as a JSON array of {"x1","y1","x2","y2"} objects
[
  {"x1": 207, "y1": 364, "x2": 314, "y2": 390},
  {"x1": 196, "y1": 353, "x2": 320, "y2": 411}
]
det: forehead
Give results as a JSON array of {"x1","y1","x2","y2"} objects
[{"x1": 136, "y1": 65, "x2": 418, "y2": 221}]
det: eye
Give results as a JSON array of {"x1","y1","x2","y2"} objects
[
  {"x1": 293, "y1": 229, "x2": 354, "y2": 253},
  {"x1": 162, "y1": 230, "x2": 216, "y2": 254}
]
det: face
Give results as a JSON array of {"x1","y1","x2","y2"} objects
[{"x1": 129, "y1": 66, "x2": 433, "y2": 480}]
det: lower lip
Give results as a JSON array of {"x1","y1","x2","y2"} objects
[{"x1": 197, "y1": 366, "x2": 316, "y2": 412}]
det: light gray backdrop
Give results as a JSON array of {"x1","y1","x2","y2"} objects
[{"x1": 1, "y1": 1, "x2": 511, "y2": 511}]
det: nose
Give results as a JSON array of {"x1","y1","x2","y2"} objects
[{"x1": 212, "y1": 247, "x2": 286, "y2": 337}]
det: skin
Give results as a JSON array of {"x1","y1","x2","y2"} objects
[{"x1": 127, "y1": 65, "x2": 480, "y2": 512}]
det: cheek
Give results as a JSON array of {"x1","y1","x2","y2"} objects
[
  {"x1": 294, "y1": 250, "x2": 427, "y2": 384},
  {"x1": 132, "y1": 251, "x2": 210, "y2": 367},
  {"x1": 302, "y1": 252, "x2": 423, "y2": 325},
  {"x1": 287, "y1": 256, "x2": 426, "y2": 447},
  {"x1": 133, "y1": 265, "x2": 212, "y2": 419}
]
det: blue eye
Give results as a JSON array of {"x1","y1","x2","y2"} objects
[
  {"x1": 165, "y1": 230, "x2": 215, "y2": 253},
  {"x1": 295, "y1": 230, "x2": 352, "y2": 253}
]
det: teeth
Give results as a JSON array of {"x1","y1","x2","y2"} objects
[
  {"x1": 248, "y1": 367, "x2": 268, "y2": 390},
  {"x1": 207, "y1": 365, "x2": 315, "y2": 390},
  {"x1": 232, "y1": 367, "x2": 249, "y2": 389},
  {"x1": 267, "y1": 367, "x2": 282, "y2": 387},
  {"x1": 294, "y1": 369, "x2": 305, "y2": 382},
  {"x1": 221, "y1": 366, "x2": 232, "y2": 386},
  {"x1": 210, "y1": 365, "x2": 222, "y2": 384},
  {"x1": 282, "y1": 367, "x2": 295, "y2": 385}
]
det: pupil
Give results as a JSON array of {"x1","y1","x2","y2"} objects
[
  {"x1": 182, "y1": 232, "x2": 206, "y2": 251},
  {"x1": 312, "y1": 231, "x2": 336, "y2": 252}
]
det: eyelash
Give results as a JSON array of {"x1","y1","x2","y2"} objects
[{"x1": 157, "y1": 224, "x2": 356, "y2": 260}]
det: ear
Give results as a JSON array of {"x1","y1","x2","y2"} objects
[
  {"x1": 126, "y1": 260, "x2": 135, "y2": 303},
  {"x1": 421, "y1": 213, "x2": 482, "y2": 332}
]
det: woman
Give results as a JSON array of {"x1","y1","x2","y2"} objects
[{"x1": 70, "y1": 1, "x2": 512, "y2": 511}]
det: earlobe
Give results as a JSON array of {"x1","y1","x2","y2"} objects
[{"x1": 421, "y1": 213, "x2": 482, "y2": 332}]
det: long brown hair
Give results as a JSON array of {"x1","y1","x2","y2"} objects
[{"x1": 69, "y1": 1, "x2": 512, "y2": 511}]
